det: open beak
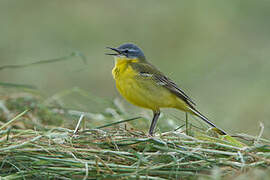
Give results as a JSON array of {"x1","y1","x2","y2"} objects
[{"x1": 105, "y1": 47, "x2": 121, "y2": 56}]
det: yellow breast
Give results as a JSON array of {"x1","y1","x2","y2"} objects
[
  {"x1": 113, "y1": 57, "x2": 155, "y2": 108},
  {"x1": 112, "y1": 57, "x2": 183, "y2": 111}
]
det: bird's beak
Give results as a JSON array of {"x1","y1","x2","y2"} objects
[{"x1": 105, "y1": 47, "x2": 121, "y2": 56}]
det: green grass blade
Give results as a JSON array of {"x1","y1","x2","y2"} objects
[
  {"x1": 88, "y1": 117, "x2": 141, "y2": 130},
  {"x1": 0, "y1": 51, "x2": 86, "y2": 71},
  {"x1": 0, "y1": 109, "x2": 29, "y2": 130},
  {"x1": 0, "y1": 82, "x2": 36, "y2": 89}
]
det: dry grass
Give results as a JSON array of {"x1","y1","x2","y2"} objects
[{"x1": 0, "y1": 91, "x2": 269, "y2": 180}]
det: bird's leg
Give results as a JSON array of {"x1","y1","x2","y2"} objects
[
  {"x1": 185, "y1": 112, "x2": 189, "y2": 135},
  {"x1": 149, "y1": 110, "x2": 160, "y2": 136}
]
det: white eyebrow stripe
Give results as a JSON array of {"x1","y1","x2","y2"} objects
[{"x1": 127, "y1": 49, "x2": 137, "y2": 52}]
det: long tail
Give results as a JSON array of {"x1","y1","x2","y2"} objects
[{"x1": 188, "y1": 107, "x2": 227, "y2": 135}]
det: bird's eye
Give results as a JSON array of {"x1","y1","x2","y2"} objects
[{"x1": 124, "y1": 49, "x2": 129, "y2": 53}]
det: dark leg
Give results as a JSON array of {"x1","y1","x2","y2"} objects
[
  {"x1": 149, "y1": 110, "x2": 160, "y2": 136},
  {"x1": 185, "y1": 112, "x2": 189, "y2": 135}
]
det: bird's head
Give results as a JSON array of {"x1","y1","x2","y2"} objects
[{"x1": 106, "y1": 43, "x2": 146, "y2": 62}]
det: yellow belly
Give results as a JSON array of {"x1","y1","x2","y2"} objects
[{"x1": 112, "y1": 59, "x2": 188, "y2": 111}]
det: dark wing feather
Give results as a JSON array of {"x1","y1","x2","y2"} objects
[
  {"x1": 153, "y1": 74, "x2": 196, "y2": 106},
  {"x1": 130, "y1": 62, "x2": 196, "y2": 106}
]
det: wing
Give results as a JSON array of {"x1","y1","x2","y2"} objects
[{"x1": 130, "y1": 62, "x2": 196, "y2": 107}]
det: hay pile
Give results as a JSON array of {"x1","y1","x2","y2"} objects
[{"x1": 0, "y1": 92, "x2": 269, "y2": 179}]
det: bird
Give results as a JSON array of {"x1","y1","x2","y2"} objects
[{"x1": 106, "y1": 43, "x2": 226, "y2": 136}]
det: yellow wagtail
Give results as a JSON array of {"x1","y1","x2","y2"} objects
[{"x1": 106, "y1": 43, "x2": 226, "y2": 136}]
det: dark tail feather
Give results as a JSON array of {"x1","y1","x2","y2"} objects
[{"x1": 188, "y1": 107, "x2": 227, "y2": 135}]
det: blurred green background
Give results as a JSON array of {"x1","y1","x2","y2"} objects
[{"x1": 0, "y1": 0, "x2": 270, "y2": 137}]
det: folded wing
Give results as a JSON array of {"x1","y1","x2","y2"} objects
[{"x1": 131, "y1": 62, "x2": 196, "y2": 107}]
